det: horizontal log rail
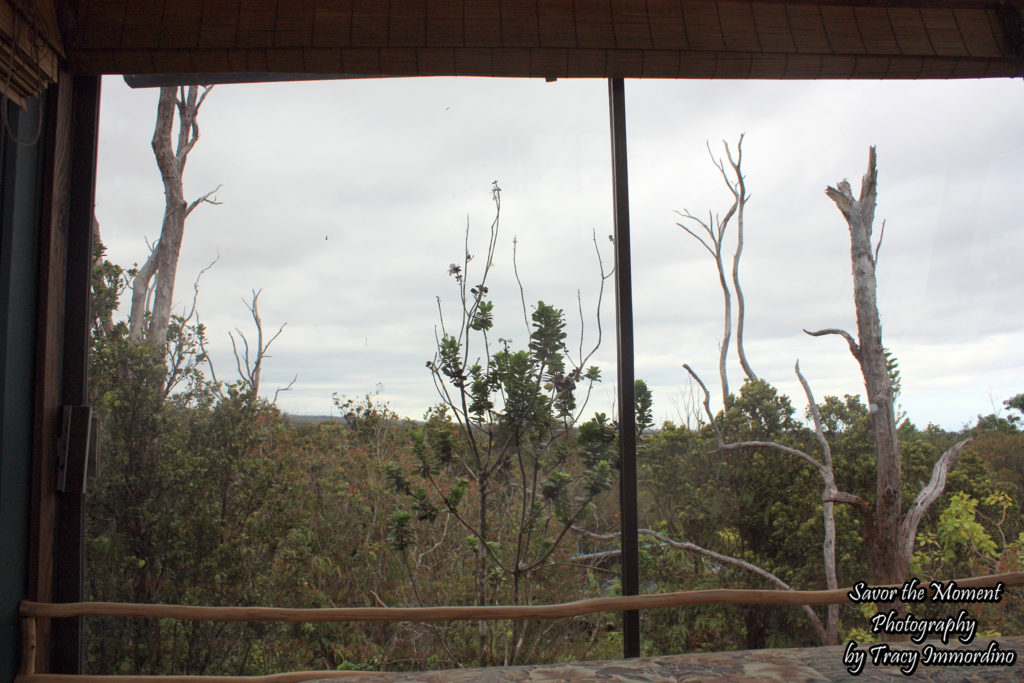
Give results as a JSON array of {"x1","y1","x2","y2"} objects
[{"x1": 17, "y1": 571, "x2": 1023, "y2": 682}]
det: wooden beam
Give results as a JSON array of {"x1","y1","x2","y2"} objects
[
  {"x1": 29, "y1": 66, "x2": 73, "y2": 676},
  {"x1": 50, "y1": 72, "x2": 100, "y2": 675},
  {"x1": 20, "y1": 570, "x2": 1024, "y2": 621}
]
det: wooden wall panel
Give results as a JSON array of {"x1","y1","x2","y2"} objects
[{"x1": 29, "y1": 66, "x2": 72, "y2": 676}]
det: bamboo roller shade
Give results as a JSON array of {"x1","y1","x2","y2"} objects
[
  {"x1": 65, "y1": 1, "x2": 1024, "y2": 80},
  {"x1": 1, "y1": 0, "x2": 61, "y2": 107}
]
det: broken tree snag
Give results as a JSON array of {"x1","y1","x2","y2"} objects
[{"x1": 825, "y1": 147, "x2": 903, "y2": 586}]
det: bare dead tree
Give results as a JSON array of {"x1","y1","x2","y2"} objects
[
  {"x1": 229, "y1": 289, "x2": 293, "y2": 399},
  {"x1": 129, "y1": 85, "x2": 221, "y2": 344},
  {"x1": 675, "y1": 136, "x2": 757, "y2": 403},
  {"x1": 668, "y1": 138, "x2": 852, "y2": 642},
  {"x1": 814, "y1": 147, "x2": 971, "y2": 586},
  {"x1": 636, "y1": 147, "x2": 974, "y2": 646}
]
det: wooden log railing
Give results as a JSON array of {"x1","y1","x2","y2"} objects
[{"x1": 17, "y1": 571, "x2": 1024, "y2": 682}]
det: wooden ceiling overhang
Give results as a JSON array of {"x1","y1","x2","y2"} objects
[{"x1": 62, "y1": 0, "x2": 1024, "y2": 81}]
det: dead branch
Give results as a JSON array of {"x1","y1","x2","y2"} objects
[
  {"x1": 573, "y1": 526, "x2": 829, "y2": 645},
  {"x1": 272, "y1": 375, "x2": 298, "y2": 404},
  {"x1": 181, "y1": 253, "x2": 220, "y2": 325},
  {"x1": 186, "y1": 184, "x2": 223, "y2": 217},
  {"x1": 794, "y1": 362, "x2": 871, "y2": 528},
  {"x1": 160, "y1": 254, "x2": 221, "y2": 398},
  {"x1": 570, "y1": 230, "x2": 614, "y2": 424},
  {"x1": 230, "y1": 289, "x2": 287, "y2": 397},
  {"x1": 197, "y1": 326, "x2": 222, "y2": 397},
  {"x1": 677, "y1": 202, "x2": 733, "y2": 401},
  {"x1": 794, "y1": 360, "x2": 839, "y2": 642},
  {"x1": 674, "y1": 210, "x2": 719, "y2": 258},
  {"x1": 682, "y1": 363, "x2": 722, "y2": 443},
  {"x1": 795, "y1": 362, "x2": 830, "y2": 467},
  {"x1": 803, "y1": 328, "x2": 861, "y2": 361},
  {"x1": 825, "y1": 490, "x2": 872, "y2": 516},
  {"x1": 512, "y1": 235, "x2": 530, "y2": 334},
  {"x1": 720, "y1": 136, "x2": 758, "y2": 383},
  {"x1": 898, "y1": 438, "x2": 972, "y2": 573},
  {"x1": 712, "y1": 440, "x2": 829, "y2": 479},
  {"x1": 675, "y1": 136, "x2": 758, "y2": 401}
]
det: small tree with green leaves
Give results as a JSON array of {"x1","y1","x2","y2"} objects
[{"x1": 387, "y1": 183, "x2": 617, "y2": 666}]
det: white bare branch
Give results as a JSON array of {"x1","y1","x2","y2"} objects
[
  {"x1": 573, "y1": 526, "x2": 829, "y2": 645},
  {"x1": 899, "y1": 438, "x2": 973, "y2": 568},
  {"x1": 712, "y1": 440, "x2": 829, "y2": 479},
  {"x1": 272, "y1": 375, "x2": 298, "y2": 404},
  {"x1": 186, "y1": 184, "x2": 223, "y2": 217},
  {"x1": 682, "y1": 363, "x2": 722, "y2": 443},
  {"x1": 181, "y1": 252, "x2": 220, "y2": 325},
  {"x1": 675, "y1": 137, "x2": 755, "y2": 401},
  {"x1": 796, "y1": 361, "x2": 830, "y2": 469},
  {"x1": 229, "y1": 289, "x2": 287, "y2": 398}
]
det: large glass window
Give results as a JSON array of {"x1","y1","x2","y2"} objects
[{"x1": 87, "y1": 75, "x2": 1024, "y2": 673}]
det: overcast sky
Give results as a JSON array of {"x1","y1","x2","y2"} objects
[{"x1": 95, "y1": 75, "x2": 1024, "y2": 430}]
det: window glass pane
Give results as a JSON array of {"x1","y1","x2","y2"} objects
[
  {"x1": 96, "y1": 77, "x2": 616, "y2": 419},
  {"x1": 626, "y1": 79, "x2": 1024, "y2": 428}
]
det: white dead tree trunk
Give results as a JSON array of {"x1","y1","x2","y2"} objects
[
  {"x1": 812, "y1": 147, "x2": 971, "y2": 585},
  {"x1": 129, "y1": 85, "x2": 220, "y2": 344},
  {"x1": 676, "y1": 136, "x2": 758, "y2": 404}
]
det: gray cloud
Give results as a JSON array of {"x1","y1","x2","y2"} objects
[{"x1": 96, "y1": 76, "x2": 1024, "y2": 430}]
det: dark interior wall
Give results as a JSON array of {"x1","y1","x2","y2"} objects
[{"x1": 0, "y1": 98, "x2": 43, "y2": 683}]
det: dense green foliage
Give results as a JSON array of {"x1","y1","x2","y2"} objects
[
  {"x1": 635, "y1": 383, "x2": 1024, "y2": 654},
  {"x1": 85, "y1": 250, "x2": 1022, "y2": 673}
]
